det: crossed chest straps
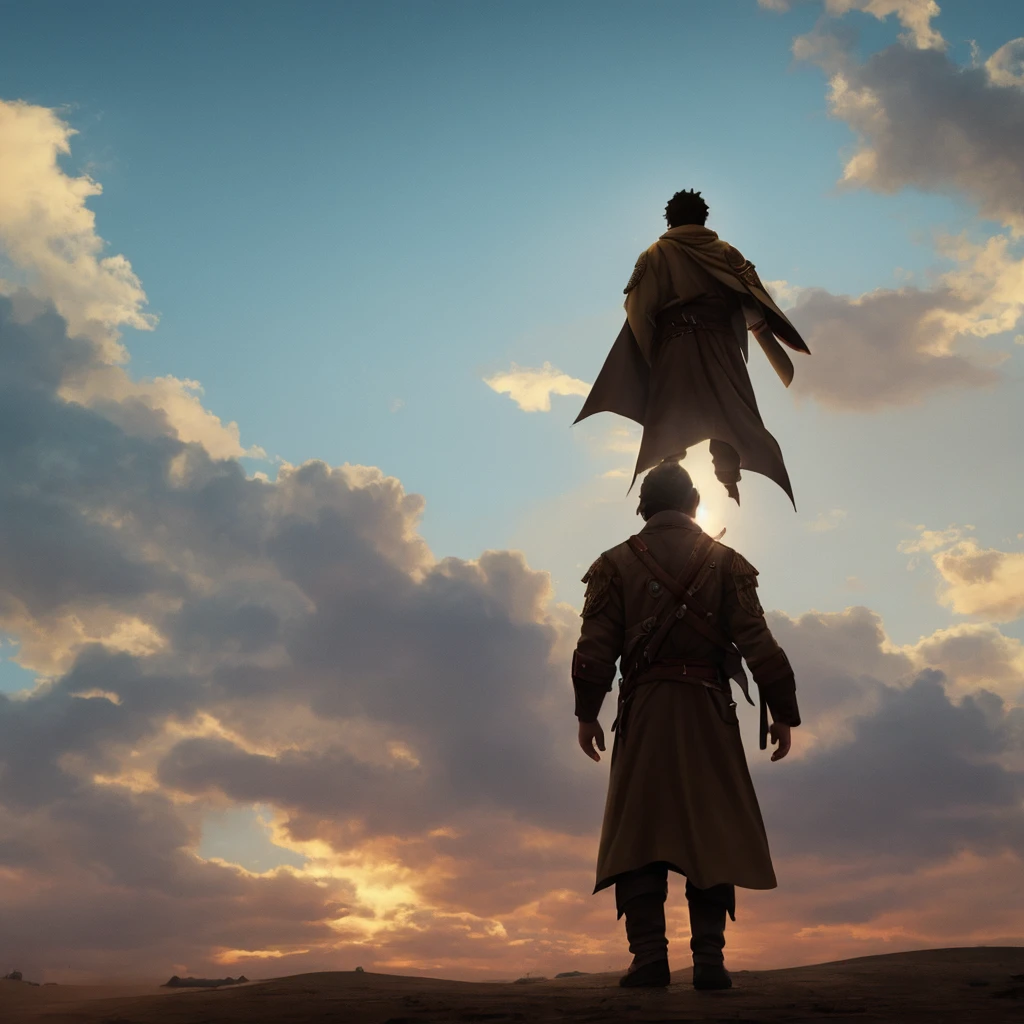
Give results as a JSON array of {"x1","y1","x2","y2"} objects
[
  {"x1": 612, "y1": 534, "x2": 767, "y2": 748},
  {"x1": 625, "y1": 532, "x2": 729, "y2": 676}
]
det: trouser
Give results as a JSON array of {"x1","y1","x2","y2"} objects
[
  {"x1": 708, "y1": 439, "x2": 742, "y2": 498},
  {"x1": 667, "y1": 441, "x2": 742, "y2": 502},
  {"x1": 614, "y1": 864, "x2": 736, "y2": 967}
]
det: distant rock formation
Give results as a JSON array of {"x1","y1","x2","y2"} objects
[
  {"x1": 162, "y1": 975, "x2": 248, "y2": 988},
  {"x1": 3, "y1": 971, "x2": 23, "y2": 981},
  {"x1": 513, "y1": 975, "x2": 547, "y2": 984},
  {"x1": 555, "y1": 971, "x2": 589, "y2": 978}
]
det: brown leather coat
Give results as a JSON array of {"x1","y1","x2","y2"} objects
[{"x1": 572, "y1": 510, "x2": 800, "y2": 895}]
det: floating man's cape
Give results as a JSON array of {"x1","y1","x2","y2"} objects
[{"x1": 574, "y1": 226, "x2": 810, "y2": 506}]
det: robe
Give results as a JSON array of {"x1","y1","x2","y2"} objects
[{"x1": 574, "y1": 226, "x2": 810, "y2": 506}]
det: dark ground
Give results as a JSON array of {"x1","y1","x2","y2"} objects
[{"x1": 2, "y1": 946, "x2": 1022, "y2": 1023}]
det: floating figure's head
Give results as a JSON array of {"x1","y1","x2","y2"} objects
[
  {"x1": 637, "y1": 460, "x2": 700, "y2": 520},
  {"x1": 664, "y1": 189, "x2": 709, "y2": 227}
]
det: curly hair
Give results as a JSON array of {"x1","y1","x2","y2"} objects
[{"x1": 664, "y1": 189, "x2": 709, "y2": 227}]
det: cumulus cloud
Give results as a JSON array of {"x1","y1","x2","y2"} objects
[
  {"x1": 483, "y1": 362, "x2": 590, "y2": 412},
  {"x1": 757, "y1": 670, "x2": 1024, "y2": 863},
  {"x1": 907, "y1": 623, "x2": 1024, "y2": 706},
  {"x1": 898, "y1": 524, "x2": 972, "y2": 554},
  {"x1": 786, "y1": 274, "x2": 1002, "y2": 410},
  {"x1": 782, "y1": 215, "x2": 1024, "y2": 409},
  {"x1": 794, "y1": 27, "x2": 1024, "y2": 232},
  {"x1": 932, "y1": 540, "x2": 1024, "y2": 621},
  {"x1": 0, "y1": 99, "x2": 156, "y2": 357},
  {"x1": 753, "y1": 14, "x2": 1024, "y2": 409},
  {"x1": 0, "y1": 99, "x2": 258, "y2": 462},
  {"x1": 0, "y1": 282, "x2": 612, "y2": 980},
  {"x1": 986, "y1": 38, "x2": 1024, "y2": 89},
  {"x1": 901, "y1": 526, "x2": 1024, "y2": 622},
  {"x1": 758, "y1": 0, "x2": 944, "y2": 51}
]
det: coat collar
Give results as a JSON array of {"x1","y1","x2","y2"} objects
[
  {"x1": 660, "y1": 225, "x2": 720, "y2": 245},
  {"x1": 639, "y1": 509, "x2": 701, "y2": 534}
]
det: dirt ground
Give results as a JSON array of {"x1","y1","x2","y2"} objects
[{"x1": 2, "y1": 946, "x2": 1022, "y2": 1024}]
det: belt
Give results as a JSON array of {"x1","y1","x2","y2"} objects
[
  {"x1": 611, "y1": 660, "x2": 725, "y2": 742},
  {"x1": 653, "y1": 302, "x2": 732, "y2": 340}
]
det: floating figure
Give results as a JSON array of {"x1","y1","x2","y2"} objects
[
  {"x1": 574, "y1": 189, "x2": 809, "y2": 506},
  {"x1": 571, "y1": 461, "x2": 801, "y2": 989}
]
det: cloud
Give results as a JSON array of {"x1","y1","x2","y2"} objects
[
  {"x1": 901, "y1": 526, "x2": 1024, "y2": 622},
  {"x1": 0, "y1": 99, "x2": 258, "y2": 462},
  {"x1": 761, "y1": 18, "x2": 1024, "y2": 409},
  {"x1": 756, "y1": 670, "x2": 1024, "y2": 863},
  {"x1": 0, "y1": 100, "x2": 155, "y2": 359},
  {"x1": 986, "y1": 38, "x2": 1024, "y2": 89},
  {"x1": 932, "y1": 540, "x2": 1024, "y2": 621},
  {"x1": 759, "y1": 0, "x2": 944, "y2": 51},
  {"x1": 483, "y1": 362, "x2": 590, "y2": 412},
  {"x1": 794, "y1": 28, "x2": 1024, "y2": 233},
  {"x1": 784, "y1": 227, "x2": 1024, "y2": 409},
  {"x1": 786, "y1": 273, "x2": 1003, "y2": 410},
  {"x1": 906, "y1": 622, "x2": 1024, "y2": 706},
  {"x1": 898, "y1": 525, "x2": 971, "y2": 554},
  {"x1": 806, "y1": 508, "x2": 847, "y2": 532},
  {"x1": 0, "y1": 278, "x2": 608, "y2": 979},
  {"x1": 762, "y1": 278, "x2": 805, "y2": 307}
]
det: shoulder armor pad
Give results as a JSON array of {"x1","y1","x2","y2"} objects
[
  {"x1": 728, "y1": 550, "x2": 763, "y2": 615},
  {"x1": 623, "y1": 250, "x2": 648, "y2": 294},
  {"x1": 581, "y1": 555, "x2": 616, "y2": 618},
  {"x1": 730, "y1": 550, "x2": 759, "y2": 578}
]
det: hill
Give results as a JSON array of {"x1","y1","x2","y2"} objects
[{"x1": 1, "y1": 946, "x2": 1021, "y2": 1023}]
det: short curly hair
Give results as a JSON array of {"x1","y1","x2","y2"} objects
[{"x1": 664, "y1": 189, "x2": 709, "y2": 227}]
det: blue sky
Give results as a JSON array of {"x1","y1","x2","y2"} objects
[{"x1": 0, "y1": 0, "x2": 1022, "y2": 981}]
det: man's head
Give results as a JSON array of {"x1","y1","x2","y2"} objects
[
  {"x1": 637, "y1": 460, "x2": 700, "y2": 520},
  {"x1": 664, "y1": 189, "x2": 709, "y2": 228}
]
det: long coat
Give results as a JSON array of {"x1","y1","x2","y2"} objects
[
  {"x1": 572, "y1": 511, "x2": 800, "y2": 896},
  {"x1": 573, "y1": 226, "x2": 810, "y2": 504}
]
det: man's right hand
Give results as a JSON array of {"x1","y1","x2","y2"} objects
[
  {"x1": 769, "y1": 722, "x2": 792, "y2": 762},
  {"x1": 578, "y1": 720, "x2": 606, "y2": 762}
]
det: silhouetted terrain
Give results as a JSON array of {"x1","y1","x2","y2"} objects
[
  {"x1": 1, "y1": 947, "x2": 1021, "y2": 1023},
  {"x1": 162, "y1": 975, "x2": 248, "y2": 988}
]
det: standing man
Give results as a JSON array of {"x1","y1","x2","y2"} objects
[
  {"x1": 574, "y1": 189, "x2": 810, "y2": 506},
  {"x1": 571, "y1": 460, "x2": 800, "y2": 989}
]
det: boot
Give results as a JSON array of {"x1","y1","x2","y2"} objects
[
  {"x1": 687, "y1": 888, "x2": 732, "y2": 991},
  {"x1": 620, "y1": 958, "x2": 671, "y2": 988},
  {"x1": 710, "y1": 439, "x2": 742, "y2": 506},
  {"x1": 619, "y1": 892, "x2": 670, "y2": 988}
]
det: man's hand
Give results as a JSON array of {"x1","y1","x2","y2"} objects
[
  {"x1": 578, "y1": 720, "x2": 606, "y2": 762},
  {"x1": 769, "y1": 722, "x2": 791, "y2": 762}
]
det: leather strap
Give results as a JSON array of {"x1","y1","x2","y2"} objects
[
  {"x1": 632, "y1": 537, "x2": 717, "y2": 666},
  {"x1": 626, "y1": 535, "x2": 770, "y2": 750},
  {"x1": 627, "y1": 533, "x2": 711, "y2": 601},
  {"x1": 627, "y1": 534, "x2": 734, "y2": 658}
]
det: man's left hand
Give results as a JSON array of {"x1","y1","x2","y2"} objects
[
  {"x1": 578, "y1": 720, "x2": 606, "y2": 762},
  {"x1": 769, "y1": 722, "x2": 791, "y2": 762}
]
